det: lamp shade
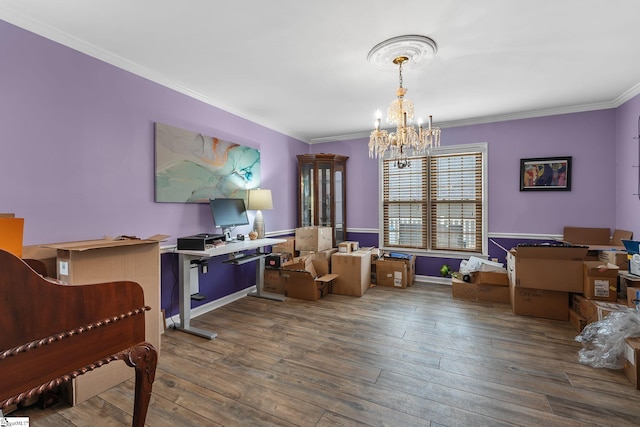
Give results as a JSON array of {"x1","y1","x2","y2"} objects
[{"x1": 247, "y1": 189, "x2": 273, "y2": 211}]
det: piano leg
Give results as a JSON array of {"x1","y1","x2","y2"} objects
[{"x1": 123, "y1": 342, "x2": 157, "y2": 427}]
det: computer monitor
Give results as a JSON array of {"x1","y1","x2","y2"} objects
[{"x1": 209, "y1": 198, "x2": 249, "y2": 239}]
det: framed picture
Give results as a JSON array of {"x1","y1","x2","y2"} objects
[
  {"x1": 520, "y1": 156, "x2": 572, "y2": 191},
  {"x1": 154, "y1": 122, "x2": 261, "y2": 203}
]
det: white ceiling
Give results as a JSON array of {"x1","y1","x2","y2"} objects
[{"x1": 1, "y1": 0, "x2": 639, "y2": 143}]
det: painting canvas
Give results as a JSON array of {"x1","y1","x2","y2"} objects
[
  {"x1": 520, "y1": 156, "x2": 571, "y2": 191},
  {"x1": 155, "y1": 122, "x2": 260, "y2": 203}
]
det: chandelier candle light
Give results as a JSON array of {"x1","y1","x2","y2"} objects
[{"x1": 368, "y1": 36, "x2": 441, "y2": 168}]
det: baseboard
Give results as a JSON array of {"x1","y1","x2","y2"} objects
[{"x1": 415, "y1": 275, "x2": 451, "y2": 285}]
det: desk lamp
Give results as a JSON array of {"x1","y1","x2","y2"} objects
[{"x1": 247, "y1": 189, "x2": 273, "y2": 239}]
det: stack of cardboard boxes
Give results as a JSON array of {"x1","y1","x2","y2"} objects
[
  {"x1": 263, "y1": 227, "x2": 417, "y2": 301},
  {"x1": 507, "y1": 245, "x2": 589, "y2": 321},
  {"x1": 450, "y1": 227, "x2": 633, "y2": 323},
  {"x1": 264, "y1": 226, "x2": 375, "y2": 300},
  {"x1": 501, "y1": 227, "x2": 635, "y2": 323}
]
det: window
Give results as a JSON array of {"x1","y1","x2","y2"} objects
[{"x1": 380, "y1": 143, "x2": 486, "y2": 255}]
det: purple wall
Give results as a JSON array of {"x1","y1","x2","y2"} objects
[
  {"x1": 315, "y1": 110, "x2": 619, "y2": 236},
  {"x1": 615, "y1": 95, "x2": 640, "y2": 237},
  {"x1": 0, "y1": 20, "x2": 307, "y2": 246},
  {"x1": 310, "y1": 138, "x2": 381, "y2": 230}
]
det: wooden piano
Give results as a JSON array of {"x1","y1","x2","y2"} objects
[{"x1": 0, "y1": 249, "x2": 157, "y2": 426}]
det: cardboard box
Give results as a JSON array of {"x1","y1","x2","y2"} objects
[
  {"x1": 282, "y1": 270, "x2": 329, "y2": 300},
  {"x1": 338, "y1": 241, "x2": 359, "y2": 253},
  {"x1": 568, "y1": 308, "x2": 588, "y2": 332},
  {"x1": 508, "y1": 245, "x2": 588, "y2": 293},
  {"x1": 281, "y1": 256, "x2": 338, "y2": 300},
  {"x1": 42, "y1": 235, "x2": 166, "y2": 405},
  {"x1": 312, "y1": 247, "x2": 339, "y2": 261},
  {"x1": 376, "y1": 259, "x2": 409, "y2": 288},
  {"x1": 288, "y1": 251, "x2": 333, "y2": 275},
  {"x1": 451, "y1": 277, "x2": 510, "y2": 303},
  {"x1": 265, "y1": 252, "x2": 292, "y2": 269},
  {"x1": 570, "y1": 293, "x2": 600, "y2": 324},
  {"x1": 563, "y1": 226, "x2": 611, "y2": 245},
  {"x1": 380, "y1": 254, "x2": 416, "y2": 286},
  {"x1": 338, "y1": 242, "x2": 352, "y2": 253},
  {"x1": 272, "y1": 237, "x2": 295, "y2": 257},
  {"x1": 593, "y1": 301, "x2": 629, "y2": 320},
  {"x1": 374, "y1": 255, "x2": 416, "y2": 288},
  {"x1": 598, "y1": 250, "x2": 629, "y2": 270},
  {"x1": 582, "y1": 261, "x2": 619, "y2": 301},
  {"x1": 627, "y1": 287, "x2": 640, "y2": 309},
  {"x1": 311, "y1": 248, "x2": 338, "y2": 274},
  {"x1": 295, "y1": 226, "x2": 332, "y2": 252},
  {"x1": 331, "y1": 249, "x2": 372, "y2": 296},
  {"x1": 472, "y1": 269, "x2": 509, "y2": 286},
  {"x1": 509, "y1": 281, "x2": 568, "y2": 321},
  {"x1": 263, "y1": 268, "x2": 285, "y2": 294},
  {"x1": 622, "y1": 337, "x2": 640, "y2": 389},
  {"x1": 612, "y1": 229, "x2": 633, "y2": 246}
]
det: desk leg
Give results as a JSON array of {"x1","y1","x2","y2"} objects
[
  {"x1": 175, "y1": 253, "x2": 217, "y2": 340},
  {"x1": 247, "y1": 255, "x2": 286, "y2": 302}
]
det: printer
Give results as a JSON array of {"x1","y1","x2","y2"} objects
[{"x1": 177, "y1": 233, "x2": 225, "y2": 251}]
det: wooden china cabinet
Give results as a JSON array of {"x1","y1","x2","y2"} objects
[{"x1": 296, "y1": 153, "x2": 348, "y2": 247}]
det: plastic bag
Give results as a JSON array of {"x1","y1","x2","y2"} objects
[
  {"x1": 575, "y1": 309, "x2": 640, "y2": 369},
  {"x1": 459, "y1": 256, "x2": 503, "y2": 275}
]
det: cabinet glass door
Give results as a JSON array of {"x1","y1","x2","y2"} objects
[
  {"x1": 297, "y1": 153, "x2": 348, "y2": 247},
  {"x1": 300, "y1": 162, "x2": 314, "y2": 226},
  {"x1": 334, "y1": 169, "x2": 345, "y2": 242},
  {"x1": 317, "y1": 162, "x2": 332, "y2": 227}
]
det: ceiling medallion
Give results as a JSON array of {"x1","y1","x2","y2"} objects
[
  {"x1": 367, "y1": 35, "x2": 438, "y2": 72},
  {"x1": 367, "y1": 35, "x2": 441, "y2": 168}
]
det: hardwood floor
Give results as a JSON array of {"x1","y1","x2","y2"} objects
[{"x1": 12, "y1": 282, "x2": 640, "y2": 426}]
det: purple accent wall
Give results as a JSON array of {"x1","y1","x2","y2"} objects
[
  {"x1": 615, "y1": 95, "x2": 640, "y2": 237},
  {"x1": 310, "y1": 139, "x2": 381, "y2": 229},
  {"x1": 315, "y1": 110, "x2": 618, "y2": 236},
  {"x1": 0, "y1": 20, "x2": 307, "y2": 246}
]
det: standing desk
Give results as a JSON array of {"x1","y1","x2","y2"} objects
[{"x1": 174, "y1": 237, "x2": 286, "y2": 339}]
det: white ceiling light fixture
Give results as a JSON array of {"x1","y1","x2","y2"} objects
[{"x1": 368, "y1": 35, "x2": 441, "y2": 168}]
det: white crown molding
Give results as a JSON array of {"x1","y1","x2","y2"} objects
[
  {"x1": 0, "y1": 8, "x2": 309, "y2": 143},
  {"x1": 488, "y1": 232, "x2": 562, "y2": 241},
  {"x1": 309, "y1": 98, "x2": 631, "y2": 144},
  {"x1": 4, "y1": 6, "x2": 639, "y2": 147},
  {"x1": 613, "y1": 81, "x2": 640, "y2": 106},
  {"x1": 310, "y1": 132, "x2": 372, "y2": 144}
]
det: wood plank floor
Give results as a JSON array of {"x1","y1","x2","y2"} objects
[{"x1": 11, "y1": 282, "x2": 640, "y2": 426}]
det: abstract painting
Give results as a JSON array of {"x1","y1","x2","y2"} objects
[{"x1": 155, "y1": 122, "x2": 260, "y2": 202}]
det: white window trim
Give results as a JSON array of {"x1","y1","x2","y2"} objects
[{"x1": 376, "y1": 142, "x2": 488, "y2": 258}]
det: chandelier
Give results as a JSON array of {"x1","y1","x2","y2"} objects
[{"x1": 368, "y1": 36, "x2": 441, "y2": 168}]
